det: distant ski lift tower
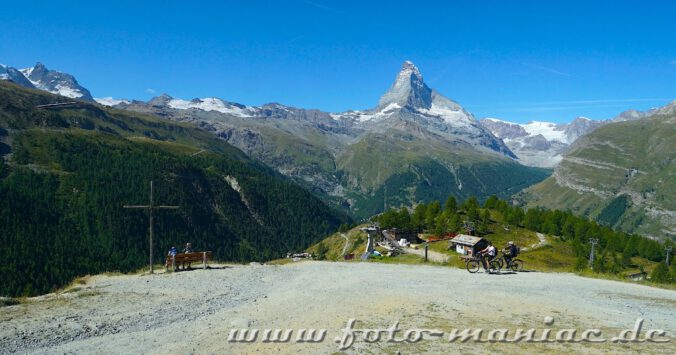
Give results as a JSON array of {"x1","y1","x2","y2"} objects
[
  {"x1": 589, "y1": 238, "x2": 599, "y2": 270},
  {"x1": 360, "y1": 226, "x2": 379, "y2": 260},
  {"x1": 124, "y1": 180, "x2": 180, "y2": 274}
]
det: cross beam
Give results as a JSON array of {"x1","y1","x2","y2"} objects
[{"x1": 124, "y1": 180, "x2": 179, "y2": 274}]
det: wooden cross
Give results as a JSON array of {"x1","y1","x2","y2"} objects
[{"x1": 124, "y1": 180, "x2": 179, "y2": 274}]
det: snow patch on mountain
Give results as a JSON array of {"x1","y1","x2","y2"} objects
[
  {"x1": 417, "y1": 103, "x2": 475, "y2": 129},
  {"x1": 480, "y1": 116, "x2": 608, "y2": 168},
  {"x1": 167, "y1": 97, "x2": 253, "y2": 117},
  {"x1": 95, "y1": 97, "x2": 131, "y2": 106},
  {"x1": 521, "y1": 121, "x2": 568, "y2": 143}
]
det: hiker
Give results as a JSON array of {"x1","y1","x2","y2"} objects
[
  {"x1": 503, "y1": 241, "x2": 518, "y2": 265},
  {"x1": 168, "y1": 246, "x2": 177, "y2": 257},
  {"x1": 167, "y1": 246, "x2": 178, "y2": 271},
  {"x1": 183, "y1": 242, "x2": 193, "y2": 253},
  {"x1": 477, "y1": 242, "x2": 497, "y2": 273},
  {"x1": 182, "y1": 242, "x2": 194, "y2": 269}
]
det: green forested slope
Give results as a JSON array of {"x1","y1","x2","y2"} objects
[
  {"x1": 519, "y1": 114, "x2": 676, "y2": 241},
  {"x1": 0, "y1": 82, "x2": 349, "y2": 296},
  {"x1": 337, "y1": 129, "x2": 551, "y2": 217}
]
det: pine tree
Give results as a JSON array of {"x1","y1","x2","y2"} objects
[
  {"x1": 316, "y1": 242, "x2": 329, "y2": 261},
  {"x1": 434, "y1": 212, "x2": 448, "y2": 236},
  {"x1": 412, "y1": 203, "x2": 427, "y2": 231},
  {"x1": 574, "y1": 255, "x2": 588, "y2": 271},
  {"x1": 621, "y1": 242, "x2": 633, "y2": 267},
  {"x1": 483, "y1": 195, "x2": 498, "y2": 209},
  {"x1": 593, "y1": 249, "x2": 607, "y2": 273},
  {"x1": 448, "y1": 213, "x2": 462, "y2": 233},
  {"x1": 425, "y1": 201, "x2": 441, "y2": 229},
  {"x1": 650, "y1": 263, "x2": 670, "y2": 283},
  {"x1": 479, "y1": 209, "x2": 491, "y2": 234},
  {"x1": 467, "y1": 204, "x2": 480, "y2": 223},
  {"x1": 444, "y1": 196, "x2": 457, "y2": 213}
]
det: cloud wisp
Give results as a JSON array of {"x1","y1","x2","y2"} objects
[
  {"x1": 520, "y1": 62, "x2": 571, "y2": 77},
  {"x1": 287, "y1": 35, "x2": 306, "y2": 44}
]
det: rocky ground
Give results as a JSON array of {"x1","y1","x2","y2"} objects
[{"x1": 1, "y1": 262, "x2": 674, "y2": 354}]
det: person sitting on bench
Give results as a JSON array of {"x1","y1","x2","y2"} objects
[{"x1": 182, "y1": 242, "x2": 193, "y2": 269}]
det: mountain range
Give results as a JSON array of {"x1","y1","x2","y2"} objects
[
  {"x1": 480, "y1": 107, "x2": 660, "y2": 168},
  {"x1": 102, "y1": 61, "x2": 549, "y2": 218},
  {"x1": 1, "y1": 59, "x2": 673, "y2": 238},
  {"x1": 519, "y1": 101, "x2": 676, "y2": 240}
]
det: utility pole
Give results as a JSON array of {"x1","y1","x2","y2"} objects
[
  {"x1": 589, "y1": 238, "x2": 599, "y2": 270},
  {"x1": 124, "y1": 180, "x2": 179, "y2": 274},
  {"x1": 666, "y1": 246, "x2": 672, "y2": 266}
]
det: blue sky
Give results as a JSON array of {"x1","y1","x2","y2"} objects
[{"x1": 1, "y1": 0, "x2": 675, "y2": 123}]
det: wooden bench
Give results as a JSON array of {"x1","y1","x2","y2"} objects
[{"x1": 165, "y1": 251, "x2": 213, "y2": 272}]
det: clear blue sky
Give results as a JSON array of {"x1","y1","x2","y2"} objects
[{"x1": 2, "y1": 0, "x2": 675, "y2": 123}]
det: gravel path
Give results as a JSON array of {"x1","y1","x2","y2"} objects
[
  {"x1": 522, "y1": 232, "x2": 548, "y2": 252},
  {"x1": 1, "y1": 262, "x2": 674, "y2": 354},
  {"x1": 339, "y1": 233, "x2": 350, "y2": 256}
]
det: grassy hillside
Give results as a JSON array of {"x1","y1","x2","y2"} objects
[
  {"x1": 306, "y1": 195, "x2": 675, "y2": 286},
  {"x1": 519, "y1": 114, "x2": 676, "y2": 241},
  {"x1": 0, "y1": 81, "x2": 350, "y2": 296}
]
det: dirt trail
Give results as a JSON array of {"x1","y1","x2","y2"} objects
[
  {"x1": 339, "y1": 233, "x2": 349, "y2": 256},
  {"x1": 1, "y1": 262, "x2": 674, "y2": 354}
]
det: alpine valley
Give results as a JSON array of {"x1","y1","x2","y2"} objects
[
  {"x1": 103, "y1": 61, "x2": 551, "y2": 218},
  {"x1": 1, "y1": 60, "x2": 674, "y2": 241}
]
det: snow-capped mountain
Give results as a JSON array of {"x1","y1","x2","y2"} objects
[
  {"x1": 482, "y1": 102, "x2": 672, "y2": 168},
  {"x1": 347, "y1": 61, "x2": 515, "y2": 157},
  {"x1": 112, "y1": 61, "x2": 512, "y2": 158},
  {"x1": 0, "y1": 64, "x2": 37, "y2": 89},
  {"x1": 0, "y1": 62, "x2": 94, "y2": 101},
  {"x1": 109, "y1": 61, "x2": 545, "y2": 218},
  {"x1": 480, "y1": 117, "x2": 604, "y2": 168},
  {"x1": 20, "y1": 63, "x2": 93, "y2": 101}
]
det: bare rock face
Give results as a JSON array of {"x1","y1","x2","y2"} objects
[
  {"x1": 378, "y1": 60, "x2": 432, "y2": 110},
  {"x1": 19, "y1": 62, "x2": 94, "y2": 101},
  {"x1": 0, "y1": 64, "x2": 36, "y2": 89}
]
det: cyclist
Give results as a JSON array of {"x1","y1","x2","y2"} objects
[
  {"x1": 477, "y1": 241, "x2": 497, "y2": 273},
  {"x1": 503, "y1": 241, "x2": 518, "y2": 266}
]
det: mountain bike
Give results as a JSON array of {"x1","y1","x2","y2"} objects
[
  {"x1": 466, "y1": 254, "x2": 500, "y2": 273},
  {"x1": 496, "y1": 251, "x2": 524, "y2": 271}
]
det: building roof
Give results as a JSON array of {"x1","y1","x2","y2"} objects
[{"x1": 451, "y1": 234, "x2": 484, "y2": 246}]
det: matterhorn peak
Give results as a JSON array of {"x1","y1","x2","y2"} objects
[
  {"x1": 400, "y1": 60, "x2": 422, "y2": 77},
  {"x1": 378, "y1": 60, "x2": 432, "y2": 110}
]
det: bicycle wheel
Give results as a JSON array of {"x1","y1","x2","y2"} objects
[
  {"x1": 496, "y1": 258, "x2": 504, "y2": 269},
  {"x1": 466, "y1": 260, "x2": 480, "y2": 273},
  {"x1": 489, "y1": 261, "x2": 500, "y2": 274},
  {"x1": 510, "y1": 259, "x2": 524, "y2": 272}
]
